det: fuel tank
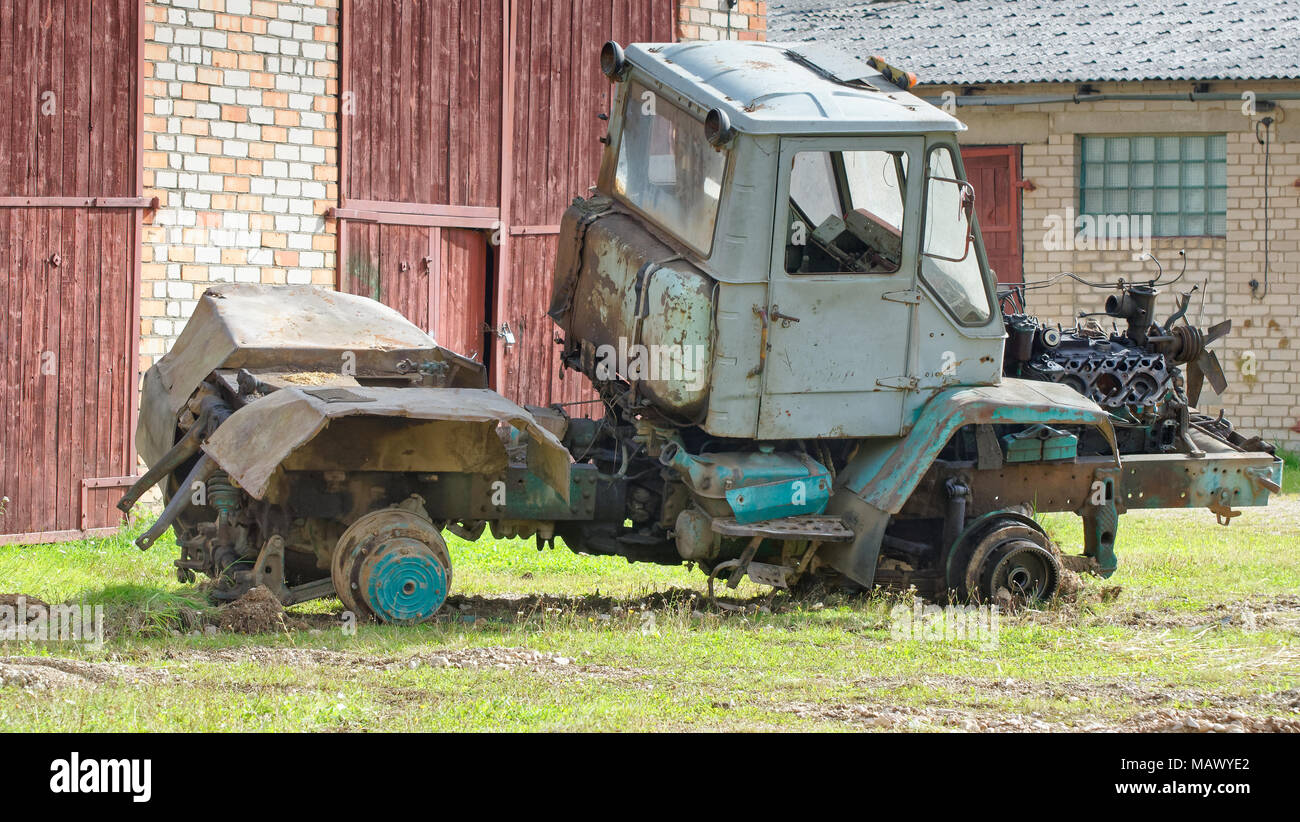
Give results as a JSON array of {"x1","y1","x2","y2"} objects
[{"x1": 549, "y1": 196, "x2": 715, "y2": 420}]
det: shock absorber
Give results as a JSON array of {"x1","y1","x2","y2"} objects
[{"x1": 206, "y1": 471, "x2": 239, "y2": 525}]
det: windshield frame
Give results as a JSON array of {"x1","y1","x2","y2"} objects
[{"x1": 784, "y1": 147, "x2": 911, "y2": 275}]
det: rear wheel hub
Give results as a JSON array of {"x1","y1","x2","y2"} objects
[
  {"x1": 947, "y1": 514, "x2": 1062, "y2": 603},
  {"x1": 331, "y1": 507, "x2": 451, "y2": 624}
]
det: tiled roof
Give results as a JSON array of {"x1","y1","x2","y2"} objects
[{"x1": 768, "y1": 0, "x2": 1300, "y2": 84}]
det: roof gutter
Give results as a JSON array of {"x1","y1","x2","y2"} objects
[{"x1": 920, "y1": 90, "x2": 1300, "y2": 107}]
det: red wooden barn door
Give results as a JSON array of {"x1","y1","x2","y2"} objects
[
  {"x1": 339, "y1": 0, "x2": 674, "y2": 406},
  {"x1": 499, "y1": 0, "x2": 674, "y2": 407},
  {"x1": 961, "y1": 145, "x2": 1024, "y2": 284},
  {"x1": 337, "y1": 0, "x2": 501, "y2": 363},
  {"x1": 0, "y1": 0, "x2": 147, "y2": 543}
]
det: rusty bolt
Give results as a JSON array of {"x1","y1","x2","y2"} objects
[{"x1": 49, "y1": 253, "x2": 61, "y2": 266}]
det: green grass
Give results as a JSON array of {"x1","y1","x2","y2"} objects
[
  {"x1": 1, "y1": 501, "x2": 1297, "y2": 732},
  {"x1": 1278, "y1": 449, "x2": 1300, "y2": 495}
]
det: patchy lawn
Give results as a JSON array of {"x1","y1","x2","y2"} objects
[{"x1": 1, "y1": 497, "x2": 1297, "y2": 732}]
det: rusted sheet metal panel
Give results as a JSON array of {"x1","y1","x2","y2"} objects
[
  {"x1": 498, "y1": 0, "x2": 671, "y2": 406},
  {"x1": 840, "y1": 379, "x2": 1120, "y2": 514},
  {"x1": 203, "y1": 386, "x2": 571, "y2": 501},
  {"x1": 0, "y1": 0, "x2": 141, "y2": 540},
  {"x1": 912, "y1": 451, "x2": 1281, "y2": 520}
]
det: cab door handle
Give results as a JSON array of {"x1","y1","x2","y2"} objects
[{"x1": 771, "y1": 304, "x2": 801, "y2": 327}]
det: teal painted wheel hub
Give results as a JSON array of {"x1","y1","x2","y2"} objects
[
  {"x1": 363, "y1": 541, "x2": 449, "y2": 623},
  {"x1": 331, "y1": 505, "x2": 453, "y2": 625}
]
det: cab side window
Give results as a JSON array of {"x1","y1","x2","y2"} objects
[
  {"x1": 920, "y1": 146, "x2": 993, "y2": 325},
  {"x1": 785, "y1": 149, "x2": 908, "y2": 274}
]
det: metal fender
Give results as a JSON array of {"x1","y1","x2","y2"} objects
[
  {"x1": 202, "y1": 386, "x2": 571, "y2": 503},
  {"x1": 821, "y1": 378, "x2": 1119, "y2": 588}
]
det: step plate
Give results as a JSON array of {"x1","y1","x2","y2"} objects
[{"x1": 710, "y1": 514, "x2": 854, "y2": 542}]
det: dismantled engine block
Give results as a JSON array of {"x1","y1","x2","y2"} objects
[{"x1": 1004, "y1": 282, "x2": 1230, "y2": 407}]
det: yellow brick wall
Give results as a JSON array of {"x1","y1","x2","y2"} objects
[{"x1": 937, "y1": 80, "x2": 1300, "y2": 448}]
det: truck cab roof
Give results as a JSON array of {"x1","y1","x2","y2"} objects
[{"x1": 626, "y1": 40, "x2": 964, "y2": 136}]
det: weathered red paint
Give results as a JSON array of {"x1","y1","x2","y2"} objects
[
  {"x1": 961, "y1": 145, "x2": 1024, "y2": 284},
  {"x1": 340, "y1": 0, "x2": 671, "y2": 408},
  {"x1": 0, "y1": 0, "x2": 144, "y2": 541}
]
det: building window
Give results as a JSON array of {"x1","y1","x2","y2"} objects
[{"x1": 1079, "y1": 135, "x2": 1227, "y2": 237}]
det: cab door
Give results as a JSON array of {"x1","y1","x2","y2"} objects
[{"x1": 758, "y1": 136, "x2": 923, "y2": 439}]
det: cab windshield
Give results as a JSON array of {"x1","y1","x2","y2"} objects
[{"x1": 614, "y1": 82, "x2": 726, "y2": 253}]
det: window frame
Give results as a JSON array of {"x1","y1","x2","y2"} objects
[
  {"x1": 1077, "y1": 134, "x2": 1227, "y2": 238},
  {"x1": 609, "y1": 80, "x2": 730, "y2": 258},
  {"x1": 917, "y1": 142, "x2": 997, "y2": 329},
  {"x1": 776, "y1": 138, "x2": 919, "y2": 278}
]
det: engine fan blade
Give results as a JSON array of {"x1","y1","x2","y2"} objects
[
  {"x1": 1203, "y1": 319, "x2": 1232, "y2": 345},
  {"x1": 1199, "y1": 349, "x2": 1228, "y2": 395},
  {"x1": 1187, "y1": 359, "x2": 1205, "y2": 406}
]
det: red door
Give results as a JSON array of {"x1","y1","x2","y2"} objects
[
  {"x1": 961, "y1": 145, "x2": 1024, "y2": 284},
  {"x1": 0, "y1": 0, "x2": 147, "y2": 543},
  {"x1": 337, "y1": 0, "x2": 501, "y2": 365}
]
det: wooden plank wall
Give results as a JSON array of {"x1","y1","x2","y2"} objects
[
  {"x1": 0, "y1": 0, "x2": 140, "y2": 539},
  {"x1": 344, "y1": 0, "x2": 504, "y2": 207},
  {"x1": 338, "y1": 222, "x2": 488, "y2": 359},
  {"x1": 341, "y1": 0, "x2": 673, "y2": 407},
  {"x1": 500, "y1": 0, "x2": 672, "y2": 407},
  {"x1": 339, "y1": 0, "x2": 502, "y2": 364}
]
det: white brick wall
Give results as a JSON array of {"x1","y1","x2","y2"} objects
[
  {"x1": 939, "y1": 79, "x2": 1300, "y2": 448},
  {"x1": 140, "y1": 0, "x2": 339, "y2": 367},
  {"x1": 678, "y1": 0, "x2": 765, "y2": 41}
]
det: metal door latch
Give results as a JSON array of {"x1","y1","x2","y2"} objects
[{"x1": 770, "y1": 304, "x2": 801, "y2": 328}]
